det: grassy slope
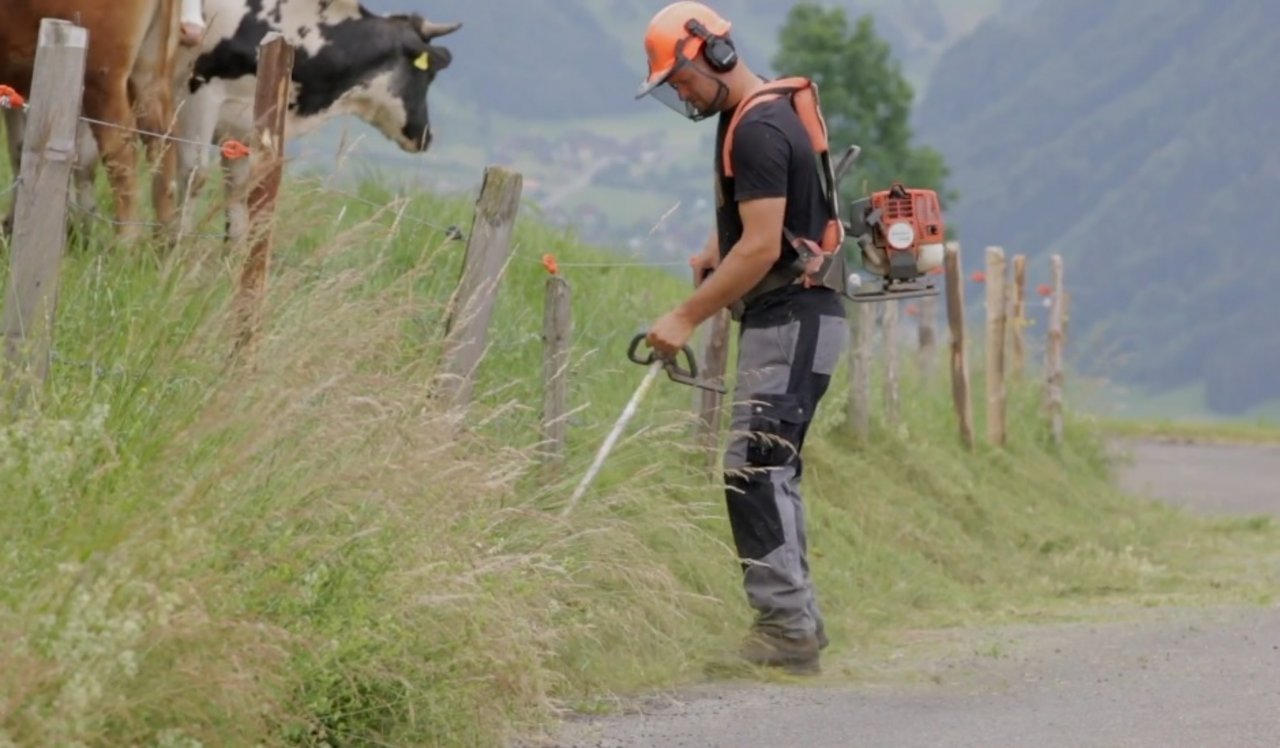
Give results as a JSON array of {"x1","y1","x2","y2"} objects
[
  {"x1": 1098, "y1": 418, "x2": 1280, "y2": 446},
  {"x1": 0, "y1": 162, "x2": 1276, "y2": 746}
]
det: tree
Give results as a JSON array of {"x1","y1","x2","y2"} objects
[{"x1": 772, "y1": 5, "x2": 955, "y2": 205}]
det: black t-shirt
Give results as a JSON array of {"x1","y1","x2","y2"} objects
[{"x1": 714, "y1": 95, "x2": 845, "y2": 325}]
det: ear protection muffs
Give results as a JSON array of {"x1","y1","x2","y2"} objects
[{"x1": 684, "y1": 19, "x2": 737, "y2": 73}]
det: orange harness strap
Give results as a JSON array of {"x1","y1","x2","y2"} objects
[
  {"x1": 721, "y1": 78, "x2": 844, "y2": 258},
  {"x1": 722, "y1": 77, "x2": 830, "y2": 178}
]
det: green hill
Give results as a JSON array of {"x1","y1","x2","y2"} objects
[
  {"x1": 914, "y1": 0, "x2": 1280, "y2": 415},
  {"x1": 1, "y1": 153, "x2": 1276, "y2": 744}
]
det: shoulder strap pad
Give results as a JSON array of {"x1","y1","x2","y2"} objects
[
  {"x1": 723, "y1": 75, "x2": 847, "y2": 282},
  {"x1": 722, "y1": 77, "x2": 829, "y2": 178}
]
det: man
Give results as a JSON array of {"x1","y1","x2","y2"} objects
[{"x1": 636, "y1": 1, "x2": 848, "y2": 675}]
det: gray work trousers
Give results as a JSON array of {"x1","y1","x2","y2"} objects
[{"x1": 723, "y1": 302, "x2": 847, "y2": 642}]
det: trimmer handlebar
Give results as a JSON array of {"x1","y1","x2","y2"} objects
[
  {"x1": 833, "y1": 144, "x2": 861, "y2": 186},
  {"x1": 628, "y1": 333, "x2": 725, "y2": 394}
]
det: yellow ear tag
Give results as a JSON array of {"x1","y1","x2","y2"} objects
[{"x1": 414, "y1": 52, "x2": 430, "y2": 71}]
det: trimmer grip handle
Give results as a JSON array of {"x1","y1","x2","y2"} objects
[
  {"x1": 627, "y1": 333, "x2": 696, "y2": 373},
  {"x1": 628, "y1": 332, "x2": 720, "y2": 392},
  {"x1": 627, "y1": 332, "x2": 657, "y2": 366}
]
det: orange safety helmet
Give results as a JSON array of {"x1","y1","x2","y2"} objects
[{"x1": 636, "y1": 2, "x2": 736, "y2": 120}]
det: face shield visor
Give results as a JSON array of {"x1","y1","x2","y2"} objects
[{"x1": 635, "y1": 48, "x2": 729, "y2": 122}]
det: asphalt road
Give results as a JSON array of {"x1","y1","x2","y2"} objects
[
  {"x1": 1116, "y1": 440, "x2": 1280, "y2": 517},
  {"x1": 539, "y1": 439, "x2": 1280, "y2": 748}
]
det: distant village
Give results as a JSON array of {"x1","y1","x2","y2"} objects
[
  {"x1": 490, "y1": 128, "x2": 710, "y2": 261},
  {"x1": 302, "y1": 118, "x2": 713, "y2": 264}
]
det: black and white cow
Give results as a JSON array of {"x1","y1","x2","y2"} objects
[{"x1": 175, "y1": 0, "x2": 460, "y2": 241}]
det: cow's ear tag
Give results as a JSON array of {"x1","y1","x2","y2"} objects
[{"x1": 414, "y1": 52, "x2": 430, "y2": 71}]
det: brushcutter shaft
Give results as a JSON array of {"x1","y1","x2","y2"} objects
[{"x1": 560, "y1": 360, "x2": 664, "y2": 518}]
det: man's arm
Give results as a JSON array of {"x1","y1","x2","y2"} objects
[
  {"x1": 692, "y1": 226, "x2": 719, "y2": 287},
  {"x1": 645, "y1": 119, "x2": 790, "y2": 357},
  {"x1": 675, "y1": 196, "x2": 785, "y2": 326},
  {"x1": 686, "y1": 118, "x2": 790, "y2": 307}
]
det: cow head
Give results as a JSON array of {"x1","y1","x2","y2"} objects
[{"x1": 366, "y1": 14, "x2": 460, "y2": 153}]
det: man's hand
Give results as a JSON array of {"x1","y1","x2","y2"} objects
[{"x1": 646, "y1": 309, "x2": 696, "y2": 359}]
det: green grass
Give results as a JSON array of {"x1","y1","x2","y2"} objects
[
  {"x1": 1098, "y1": 417, "x2": 1280, "y2": 445},
  {"x1": 1, "y1": 165, "x2": 1276, "y2": 747}
]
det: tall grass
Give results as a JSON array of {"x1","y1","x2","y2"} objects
[{"x1": 0, "y1": 171, "x2": 1274, "y2": 747}]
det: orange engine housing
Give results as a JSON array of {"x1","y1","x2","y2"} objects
[{"x1": 865, "y1": 184, "x2": 947, "y2": 279}]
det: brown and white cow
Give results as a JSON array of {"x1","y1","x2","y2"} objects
[
  {"x1": 1, "y1": 0, "x2": 186, "y2": 242},
  {"x1": 65, "y1": 0, "x2": 204, "y2": 235}
]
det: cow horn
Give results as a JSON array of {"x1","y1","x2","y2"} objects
[{"x1": 419, "y1": 19, "x2": 461, "y2": 40}]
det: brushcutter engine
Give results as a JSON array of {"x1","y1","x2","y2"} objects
[
  {"x1": 831, "y1": 145, "x2": 947, "y2": 303},
  {"x1": 852, "y1": 184, "x2": 946, "y2": 277},
  {"x1": 842, "y1": 183, "x2": 946, "y2": 302}
]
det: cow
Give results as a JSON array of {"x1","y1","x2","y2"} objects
[
  {"x1": 173, "y1": 0, "x2": 461, "y2": 242},
  {"x1": 0, "y1": 0, "x2": 186, "y2": 242},
  {"x1": 178, "y1": 0, "x2": 206, "y2": 47},
  {"x1": 65, "y1": 0, "x2": 205, "y2": 237}
]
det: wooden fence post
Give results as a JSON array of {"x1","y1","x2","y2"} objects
[
  {"x1": 540, "y1": 273, "x2": 572, "y2": 465},
  {"x1": 1010, "y1": 254, "x2": 1027, "y2": 381},
  {"x1": 985, "y1": 246, "x2": 1008, "y2": 447},
  {"x1": 232, "y1": 34, "x2": 293, "y2": 356},
  {"x1": 694, "y1": 308, "x2": 731, "y2": 479},
  {"x1": 1046, "y1": 255, "x2": 1066, "y2": 446},
  {"x1": 1063, "y1": 289, "x2": 1072, "y2": 340},
  {"x1": 846, "y1": 299, "x2": 875, "y2": 441},
  {"x1": 439, "y1": 166, "x2": 523, "y2": 407},
  {"x1": 882, "y1": 301, "x2": 900, "y2": 426},
  {"x1": 917, "y1": 293, "x2": 938, "y2": 382},
  {"x1": 944, "y1": 242, "x2": 974, "y2": 449},
  {"x1": 1, "y1": 19, "x2": 87, "y2": 408}
]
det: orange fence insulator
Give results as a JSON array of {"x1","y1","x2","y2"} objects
[
  {"x1": 541, "y1": 253, "x2": 559, "y2": 275},
  {"x1": 220, "y1": 139, "x2": 250, "y2": 160},
  {"x1": 0, "y1": 85, "x2": 26, "y2": 110}
]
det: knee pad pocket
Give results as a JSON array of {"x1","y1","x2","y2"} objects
[{"x1": 745, "y1": 393, "x2": 807, "y2": 467}]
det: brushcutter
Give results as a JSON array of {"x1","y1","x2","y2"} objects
[
  {"x1": 835, "y1": 145, "x2": 948, "y2": 303},
  {"x1": 560, "y1": 332, "x2": 725, "y2": 518}
]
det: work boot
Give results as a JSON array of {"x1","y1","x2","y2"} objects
[{"x1": 739, "y1": 630, "x2": 821, "y2": 675}]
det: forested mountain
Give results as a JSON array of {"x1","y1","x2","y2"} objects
[
  {"x1": 915, "y1": 0, "x2": 1280, "y2": 413},
  {"x1": 370, "y1": 0, "x2": 999, "y2": 118},
  {"x1": 335, "y1": 1, "x2": 999, "y2": 280}
]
